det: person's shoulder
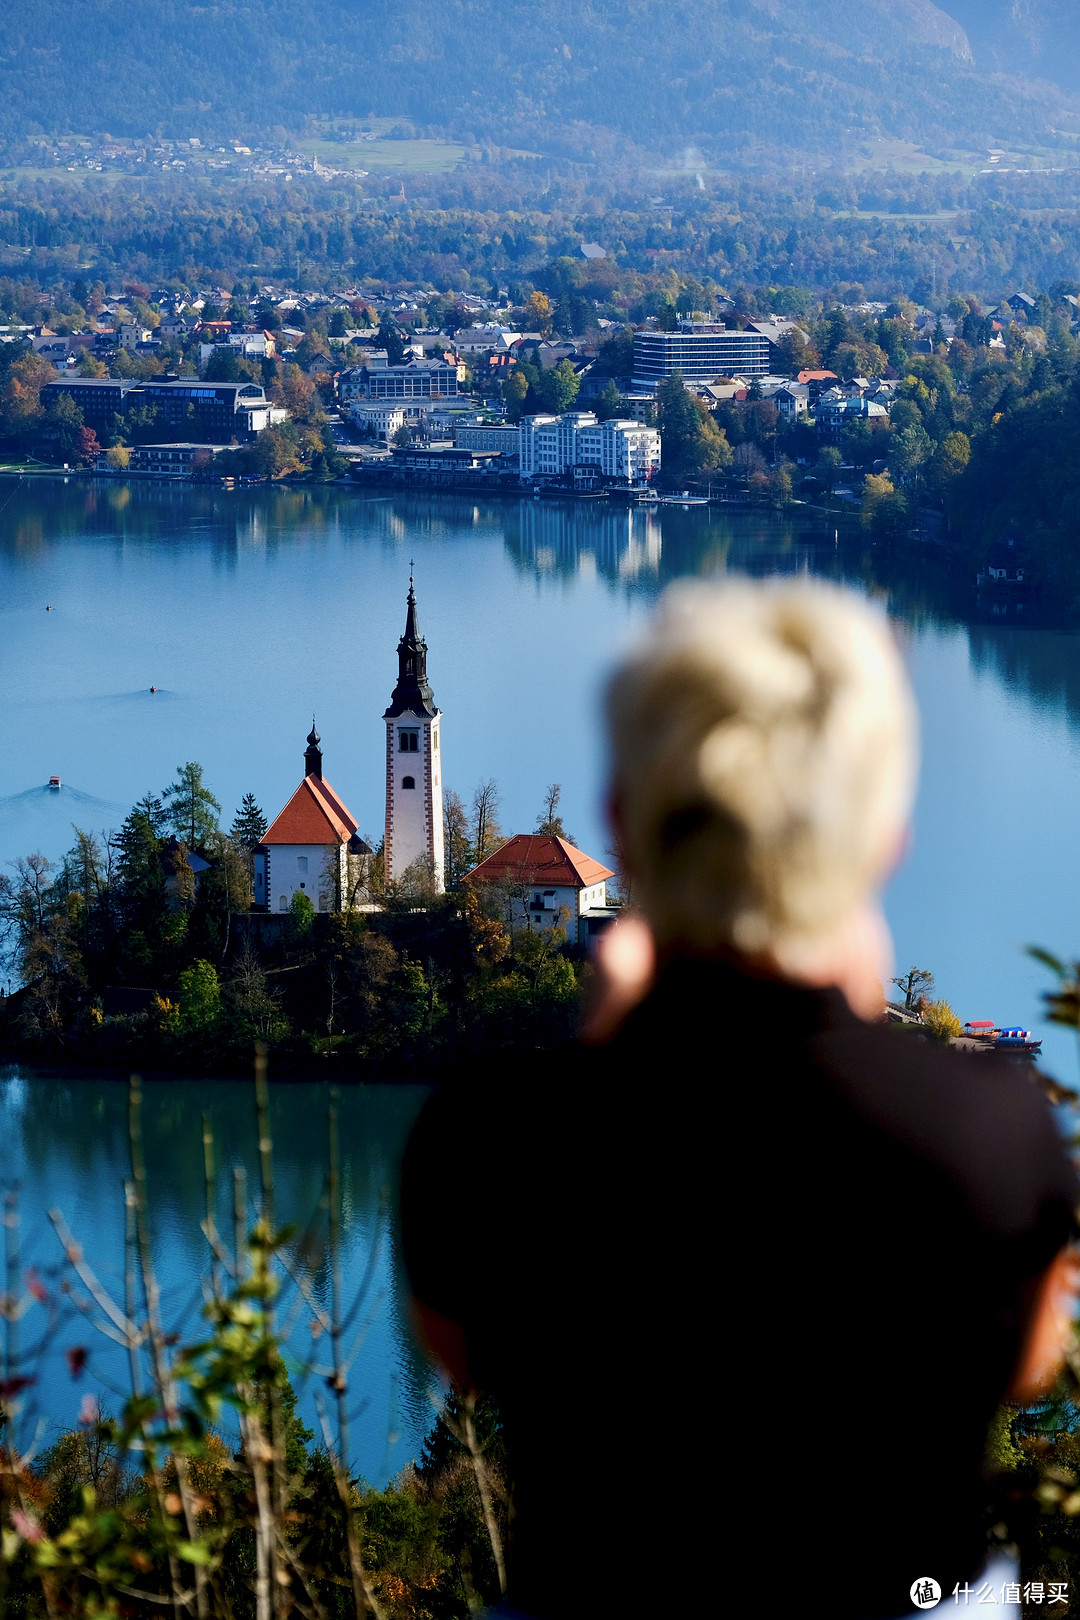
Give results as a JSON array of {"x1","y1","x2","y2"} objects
[
  {"x1": 405, "y1": 1044, "x2": 581, "y2": 1161},
  {"x1": 812, "y1": 1021, "x2": 1077, "y2": 1233}
]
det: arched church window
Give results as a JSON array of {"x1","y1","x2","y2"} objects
[
  {"x1": 402, "y1": 776, "x2": 415, "y2": 789},
  {"x1": 399, "y1": 729, "x2": 419, "y2": 752},
  {"x1": 278, "y1": 895, "x2": 287, "y2": 912}
]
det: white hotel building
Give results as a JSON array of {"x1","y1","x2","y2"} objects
[{"x1": 518, "y1": 411, "x2": 661, "y2": 484}]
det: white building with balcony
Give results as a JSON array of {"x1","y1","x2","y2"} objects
[{"x1": 518, "y1": 412, "x2": 661, "y2": 484}]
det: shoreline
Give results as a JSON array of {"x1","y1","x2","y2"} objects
[
  {"x1": 0, "y1": 463, "x2": 866, "y2": 516},
  {"x1": 0, "y1": 1054, "x2": 428, "y2": 1086}
]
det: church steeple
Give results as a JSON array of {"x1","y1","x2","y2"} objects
[
  {"x1": 382, "y1": 573, "x2": 445, "y2": 893},
  {"x1": 383, "y1": 576, "x2": 437, "y2": 719},
  {"x1": 305, "y1": 719, "x2": 323, "y2": 780}
]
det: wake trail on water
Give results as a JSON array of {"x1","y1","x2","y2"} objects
[
  {"x1": 9, "y1": 689, "x2": 180, "y2": 710},
  {"x1": 0, "y1": 785, "x2": 128, "y2": 815}
]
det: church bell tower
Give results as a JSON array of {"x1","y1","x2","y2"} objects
[{"x1": 383, "y1": 577, "x2": 444, "y2": 890}]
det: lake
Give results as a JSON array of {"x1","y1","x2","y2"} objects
[
  {"x1": 0, "y1": 1065, "x2": 433, "y2": 1483},
  {"x1": 3, "y1": 476, "x2": 1080, "y2": 1459}
]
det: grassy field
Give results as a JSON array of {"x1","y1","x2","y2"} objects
[
  {"x1": 845, "y1": 139, "x2": 981, "y2": 176},
  {"x1": 846, "y1": 137, "x2": 1080, "y2": 177},
  {"x1": 297, "y1": 116, "x2": 537, "y2": 172},
  {"x1": 297, "y1": 136, "x2": 467, "y2": 173},
  {"x1": 835, "y1": 209, "x2": 964, "y2": 222},
  {"x1": 0, "y1": 166, "x2": 129, "y2": 185}
]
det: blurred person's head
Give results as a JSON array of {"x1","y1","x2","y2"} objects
[{"x1": 605, "y1": 577, "x2": 917, "y2": 1004}]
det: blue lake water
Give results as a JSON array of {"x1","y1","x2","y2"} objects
[
  {"x1": 3, "y1": 476, "x2": 1080, "y2": 1455},
  {"x1": 0, "y1": 1067, "x2": 433, "y2": 1483}
]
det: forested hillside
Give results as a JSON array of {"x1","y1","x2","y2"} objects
[
  {"x1": 5, "y1": 165, "x2": 1080, "y2": 297},
  {"x1": 0, "y1": 0, "x2": 1074, "y2": 161}
]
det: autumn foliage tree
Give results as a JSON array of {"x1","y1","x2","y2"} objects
[{"x1": 655, "y1": 370, "x2": 732, "y2": 484}]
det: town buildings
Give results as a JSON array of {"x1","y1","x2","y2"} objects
[
  {"x1": 347, "y1": 402, "x2": 406, "y2": 441},
  {"x1": 453, "y1": 424, "x2": 520, "y2": 453},
  {"x1": 342, "y1": 360, "x2": 462, "y2": 401},
  {"x1": 518, "y1": 411, "x2": 661, "y2": 483},
  {"x1": 44, "y1": 376, "x2": 271, "y2": 442},
  {"x1": 383, "y1": 446, "x2": 504, "y2": 483},
  {"x1": 632, "y1": 322, "x2": 772, "y2": 386},
  {"x1": 816, "y1": 388, "x2": 889, "y2": 443},
  {"x1": 94, "y1": 442, "x2": 232, "y2": 475}
]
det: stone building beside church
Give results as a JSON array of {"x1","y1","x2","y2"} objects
[{"x1": 465, "y1": 833, "x2": 616, "y2": 946}]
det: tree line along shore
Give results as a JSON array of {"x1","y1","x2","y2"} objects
[{"x1": 0, "y1": 768, "x2": 595, "y2": 1077}]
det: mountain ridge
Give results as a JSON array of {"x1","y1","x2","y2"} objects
[
  {"x1": 942, "y1": 2, "x2": 1080, "y2": 94},
  {"x1": 0, "y1": 0, "x2": 1074, "y2": 164}
]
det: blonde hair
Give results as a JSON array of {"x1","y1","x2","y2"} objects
[{"x1": 606, "y1": 577, "x2": 917, "y2": 972}]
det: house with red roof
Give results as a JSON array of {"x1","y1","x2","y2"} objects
[
  {"x1": 253, "y1": 725, "x2": 372, "y2": 914},
  {"x1": 797, "y1": 369, "x2": 840, "y2": 405},
  {"x1": 464, "y1": 833, "x2": 617, "y2": 946}
]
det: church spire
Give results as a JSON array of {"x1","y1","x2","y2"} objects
[
  {"x1": 383, "y1": 575, "x2": 437, "y2": 719},
  {"x1": 305, "y1": 718, "x2": 323, "y2": 779}
]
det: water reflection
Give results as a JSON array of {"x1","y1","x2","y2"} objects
[
  {"x1": 0, "y1": 1069, "x2": 435, "y2": 1482},
  {"x1": 4, "y1": 475, "x2": 1080, "y2": 1058}
]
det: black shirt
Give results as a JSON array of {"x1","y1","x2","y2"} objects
[{"x1": 401, "y1": 961, "x2": 1078, "y2": 1619}]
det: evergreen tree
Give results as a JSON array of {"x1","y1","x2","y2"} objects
[
  {"x1": 656, "y1": 296, "x2": 678, "y2": 331},
  {"x1": 656, "y1": 370, "x2": 732, "y2": 483},
  {"x1": 114, "y1": 796, "x2": 167, "y2": 881},
  {"x1": 230, "y1": 794, "x2": 269, "y2": 849},
  {"x1": 205, "y1": 345, "x2": 242, "y2": 382},
  {"x1": 163, "y1": 762, "x2": 221, "y2": 849},
  {"x1": 377, "y1": 317, "x2": 405, "y2": 366},
  {"x1": 596, "y1": 378, "x2": 622, "y2": 420},
  {"x1": 112, "y1": 800, "x2": 170, "y2": 953}
]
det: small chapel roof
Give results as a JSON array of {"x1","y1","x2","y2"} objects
[
  {"x1": 261, "y1": 775, "x2": 358, "y2": 847},
  {"x1": 465, "y1": 833, "x2": 614, "y2": 890}
]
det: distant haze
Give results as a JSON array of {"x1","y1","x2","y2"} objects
[
  {"x1": 1, "y1": 0, "x2": 1078, "y2": 161},
  {"x1": 945, "y1": 1, "x2": 1080, "y2": 93}
]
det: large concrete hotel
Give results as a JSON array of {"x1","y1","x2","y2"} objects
[{"x1": 632, "y1": 321, "x2": 772, "y2": 386}]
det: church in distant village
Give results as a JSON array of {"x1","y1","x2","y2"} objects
[{"x1": 252, "y1": 579, "x2": 445, "y2": 913}]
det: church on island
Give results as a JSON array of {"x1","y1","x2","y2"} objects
[
  {"x1": 253, "y1": 579, "x2": 446, "y2": 914},
  {"x1": 252, "y1": 577, "x2": 616, "y2": 944}
]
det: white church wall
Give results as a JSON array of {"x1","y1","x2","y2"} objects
[{"x1": 266, "y1": 843, "x2": 336, "y2": 913}]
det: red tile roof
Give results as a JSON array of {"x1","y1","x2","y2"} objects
[
  {"x1": 466, "y1": 834, "x2": 613, "y2": 890},
  {"x1": 261, "y1": 775, "x2": 358, "y2": 846}
]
